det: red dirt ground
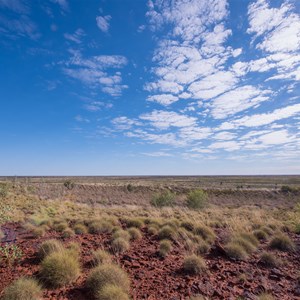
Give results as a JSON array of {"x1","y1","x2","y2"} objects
[{"x1": 0, "y1": 222, "x2": 300, "y2": 300}]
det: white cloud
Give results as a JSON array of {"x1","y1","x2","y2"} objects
[
  {"x1": 64, "y1": 28, "x2": 85, "y2": 44},
  {"x1": 140, "y1": 110, "x2": 197, "y2": 129},
  {"x1": 84, "y1": 101, "x2": 112, "y2": 112},
  {"x1": 209, "y1": 141, "x2": 240, "y2": 151},
  {"x1": 247, "y1": 0, "x2": 300, "y2": 53},
  {"x1": 213, "y1": 131, "x2": 236, "y2": 141},
  {"x1": 232, "y1": 48, "x2": 242, "y2": 57},
  {"x1": 62, "y1": 50, "x2": 128, "y2": 96},
  {"x1": 223, "y1": 103, "x2": 300, "y2": 128},
  {"x1": 51, "y1": 0, "x2": 69, "y2": 13},
  {"x1": 96, "y1": 15, "x2": 111, "y2": 33},
  {"x1": 179, "y1": 126, "x2": 212, "y2": 141},
  {"x1": 147, "y1": 94, "x2": 179, "y2": 105},
  {"x1": 142, "y1": 151, "x2": 172, "y2": 157},
  {"x1": 112, "y1": 117, "x2": 141, "y2": 130},
  {"x1": 210, "y1": 85, "x2": 271, "y2": 119},
  {"x1": 188, "y1": 71, "x2": 238, "y2": 100},
  {"x1": 147, "y1": 0, "x2": 228, "y2": 44},
  {"x1": 75, "y1": 115, "x2": 90, "y2": 123}
]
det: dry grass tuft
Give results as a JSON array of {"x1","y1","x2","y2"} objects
[
  {"x1": 183, "y1": 254, "x2": 206, "y2": 275},
  {"x1": 38, "y1": 239, "x2": 64, "y2": 260},
  {"x1": 40, "y1": 250, "x2": 80, "y2": 288},
  {"x1": 86, "y1": 264, "x2": 130, "y2": 295},
  {"x1": 2, "y1": 277, "x2": 42, "y2": 300},
  {"x1": 91, "y1": 249, "x2": 112, "y2": 266}
]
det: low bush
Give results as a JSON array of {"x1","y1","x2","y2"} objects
[
  {"x1": 53, "y1": 221, "x2": 68, "y2": 233},
  {"x1": 88, "y1": 220, "x2": 113, "y2": 234},
  {"x1": 91, "y1": 249, "x2": 111, "y2": 266},
  {"x1": 232, "y1": 237, "x2": 256, "y2": 254},
  {"x1": 31, "y1": 226, "x2": 46, "y2": 238},
  {"x1": 111, "y1": 238, "x2": 130, "y2": 254},
  {"x1": 86, "y1": 264, "x2": 130, "y2": 295},
  {"x1": 38, "y1": 239, "x2": 64, "y2": 260},
  {"x1": 96, "y1": 284, "x2": 129, "y2": 300},
  {"x1": 74, "y1": 223, "x2": 88, "y2": 234},
  {"x1": 224, "y1": 243, "x2": 248, "y2": 260},
  {"x1": 269, "y1": 233, "x2": 295, "y2": 251},
  {"x1": 63, "y1": 179, "x2": 75, "y2": 190},
  {"x1": 40, "y1": 250, "x2": 80, "y2": 288},
  {"x1": 112, "y1": 229, "x2": 130, "y2": 241},
  {"x1": 66, "y1": 242, "x2": 81, "y2": 259},
  {"x1": 194, "y1": 225, "x2": 215, "y2": 244},
  {"x1": 186, "y1": 189, "x2": 208, "y2": 209},
  {"x1": 2, "y1": 277, "x2": 42, "y2": 300},
  {"x1": 158, "y1": 225, "x2": 176, "y2": 240},
  {"x1": 127, "y1": 228, "x2": 142, "y2": 240},
  {"x1": 239, "y1": 232, "x2": 259, "y2": 247},
  {"x1": 253, "y1": 229, "x2": 268, "y2": 241},
  {"x1": 150, "y1": 191, "x2": 175, "y2": 207},
  {"x1": 180, "y1": 220, "x2": 195, "y2": 232},
  {"x1": 62, "y1": 228, "x2": 75, "y2": 238},
  {"x1": 148, "y1": 226, "x2": 158, "y2": 235},
  {"x1": 183, "y1": 254, "x2": 206, "y2": 275},
  {"x1": 125, "y1": 218, "x2": 143, "y2": 229},
  {"x1": 159, "y1": 239, "x2": 172, "y2": 257},
  {"x1": 259, "y1": 252, "x2": 281, "y2": 268},
  {"x1": 195, "y1": 239, "x2": 210, "y2": 255}
]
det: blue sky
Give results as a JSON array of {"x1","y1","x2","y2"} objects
[{"x1": 0, "y1": 0, "x2": 300, "y2": 175}]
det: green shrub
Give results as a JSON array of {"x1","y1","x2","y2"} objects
[
  {"x1": 74, "y1": 223, "x2": 88, "y2": 234},
  {"x1": 63, "y1": 179, "x2": 75, "y2": 190},
  {"x1": 186, "y1": 189, "x2": 208, "y2": 209},
  {"x1": 224, "y1": 243, "x2": 248, "y2": 260},
  {"x1": 150, "y1": 191, "x2": 175, "y2": 207},
  {"x1": 127, "y1": 228, "x2": 142, "y2": 240},
  {"x1": 40, "y1": 250, "x2": 80, "y2": 288},
  {"x1": 38, "y1": 239, "x2": 64, "y2": 260},
  {"x1": 269, "y1": 233, "x2": 295, "y2": 251},
  {"x1": 111, "y1": 238, "x2": 130, "y2": 254},
  {"x1": 86, "y1": 264, "x2": 130, "y2": 295},
  {"x1": 259, "y1": 252, "x2": 281, "y2": 268},
  {"x1": 2, "y1": 277, "x2": 42, "y2": 300},
  {"x1": 88, "y1": 220, "x2": 113, "y2": 234},
  {"x1": 91, "y1": 249, "x2": 111, "y2": 266},
  {"x1": 159, "y1": 240, "x2": 172, "y2": 257},
  {"x1": 0, "y1": 244, "x2": 23, "y2": 266},
  {"x1": 96, "y1": 284, "x2": 129, "y2": 300},
  {"x1": 183, "y1": 254, "x2": 206, "y2": 275},
  {"x1": 158, "y1": 225, "x2": 176, "y2": 240}
]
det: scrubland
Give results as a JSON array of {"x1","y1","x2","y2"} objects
[{"x1": 0, "y1": 176, "x2": 299, "y2": 299}]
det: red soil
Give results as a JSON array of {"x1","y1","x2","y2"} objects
[{"x1": 0, "y1": 223, "x2": 300, "y2": 300}]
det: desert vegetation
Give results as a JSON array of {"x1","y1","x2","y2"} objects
[{"x1": 0, "y1": 176, "x2": 299, "y2": 299}]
